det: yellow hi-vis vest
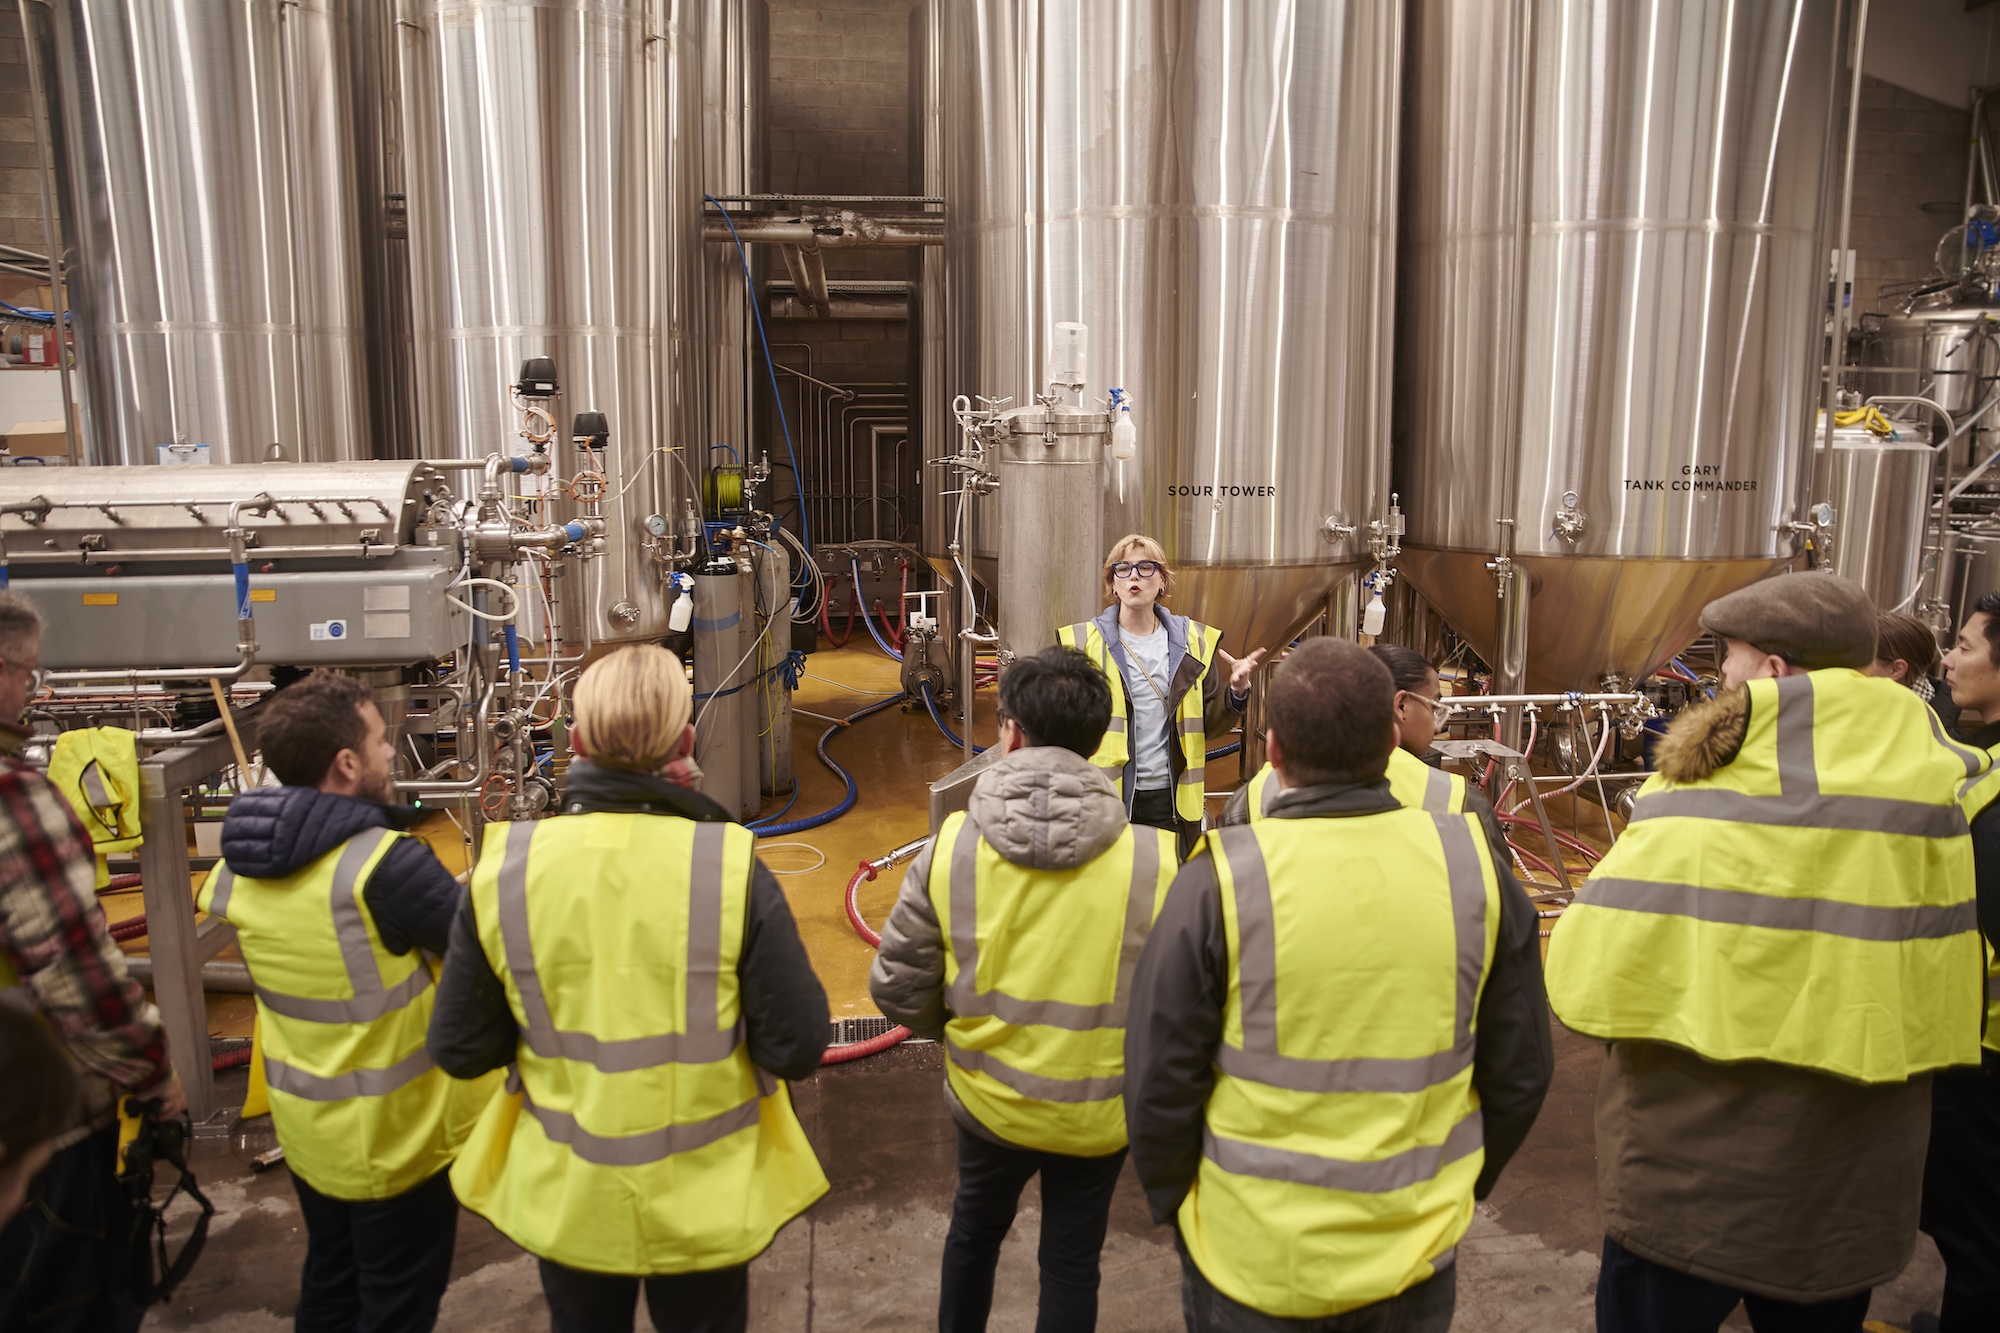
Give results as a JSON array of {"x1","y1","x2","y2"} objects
[
  {"x1": 1245, "y1": 749, "x2": 1466, "y2": 821},
  {"x1": 1182, "y1": 815, "x2": 1502, "y2": 1319},
  {"x1": 1057, "y1": 616, "x2": 1221, "y2": 823},
  {"x1": 198, "y1": 828, "x2": 498, "y2": 1199},
  {"x1": 48, "y1": 727, "x2": 142, "y2": 890},
  {"x1": 451, "y1": 815, "x2": 828, "y2": 1275},
  {"x1": 1545, "y1": 670, "x2": 1989, "y2": 1082},
  {"x1": 928, "y1": 812, "x2": 1176, "y2": 1155},
  {"x1": 1955, "y1": 757, "x2": 2000, "y2": 1056}
]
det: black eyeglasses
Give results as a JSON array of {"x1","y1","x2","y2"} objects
[{"x1": 1111, "y1": 560, "x2": 1162, "y2": 579}]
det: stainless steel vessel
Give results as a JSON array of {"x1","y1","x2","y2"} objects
[
  {"x1": 996, "y1": 406, "x2": 1109, "y2": 655},
  {"x1": 399, "y1": 0, "x2": 702, "y2": 643},
  {"x1": 1814, "y1": 425, "x2": 1933, "y2": 612},
  {"x1": 1862, "y1": 307, "x2": 2000, "y2": 470},
  {"x1": 940, "y1": 0, "x2": 1401, "y2": 658},
  {"x1": 30, "y1": 0, "x2": 375, "y2": 465},
  {"x1": 1398, "y1": 0, "x2": 1839, "y2": 692},
  {"x1": 704, "y1": 0, "x2": 767, "y2": 459}
]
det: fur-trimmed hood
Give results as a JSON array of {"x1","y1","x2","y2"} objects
[{"x1": 1654, "y1": 687, "x2": 1750, "y2": 784}]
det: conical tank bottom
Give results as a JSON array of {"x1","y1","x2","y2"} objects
[
  {"x1": 1398, "y1": 549, "x2": 1793, "y2": 693},
  {"x1": 1173, "y1": 562, "x2": 1370, "y2": 663}
]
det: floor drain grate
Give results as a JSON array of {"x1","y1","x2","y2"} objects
[{"x1": 829, "y1": 1017, "x2": 895, "y2": 1045}]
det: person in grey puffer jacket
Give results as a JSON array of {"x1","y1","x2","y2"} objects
[{"x1": 871, "y1": 646, "x2": 1173, "y2": 1333}]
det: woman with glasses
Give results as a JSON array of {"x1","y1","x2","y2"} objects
[
  {"x1": 1220, "y1": 643, "x2": 1474, "y2": 824},
  {"x1": 1056, "y1": 534, "x2": 1262, "y2": 856}
]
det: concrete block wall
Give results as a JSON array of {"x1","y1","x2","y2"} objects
[
  {"x1": 0, "y1": 1, "x2": 55, "y2": 307},
  {"x1": 1849, "y1": 75, "x2": 1976, "y2": 314}
]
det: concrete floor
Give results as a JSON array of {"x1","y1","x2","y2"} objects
[{"x1": 130, "y1": 643, "x2": 1948, "y2": 1330}]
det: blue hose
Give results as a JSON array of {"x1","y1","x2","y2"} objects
[
  {"x1": 749, "y1": 779, "x2": 800, "y2": 833},
  {"x1": 503, "y1": 624, "x2": 521, "y2": 675},
  {"x1": 853, "y1": 559, "x2": 903, "y2": 662},
  {"x1": 921, "y1": 681, "x2": 983, "y2": 753},
  {"x1": 1206, "y1": 739, "x2": 1242, "y2": 761},
  {"x1": 751, "y1": 695, "x2": 903, "y2": 837},
  {"x1": 705, "y1": 194, "x2": 809, "y2": 554},
  {"x1": 233, "y1": 562, "x2": 251, "y2": 621}
]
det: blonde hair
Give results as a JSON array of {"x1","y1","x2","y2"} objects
[
  {"x1": 1100, "y1": 533, "x2": 1175, "y2": 600},
  {"x1": 571, "y1": 645, "x2": 692, "y2": 772}
]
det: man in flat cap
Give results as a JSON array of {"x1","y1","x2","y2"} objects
[{"x1": 1545, "y1": 571, "x2": 1991, "y2": 1333}]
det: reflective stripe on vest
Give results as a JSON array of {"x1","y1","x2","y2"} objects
[
  {"x1": 453, "y1": 814, "x2": 827, "y2": 1275},
  {"x1": 1955, "y1": 749, "x2": 2000, "y2": 1056},
  {"x1": 1060, "y1": 616, "x2": 1220, "y2": 821},
  {"x1": 494, "y1": 821, "x2": 742, "y2": 1073},
  {"x1": 933, "y1": 811, "x2": 1174, "y2": 1154},
  {"x1": 1546, "y1": 670, "x2": 1986, "y2": 1082},
  {"x1": 1182, "y1": 814, "x2": 1501, "y2": 1320},
  {"x1": 202, "y1": 827, "x2": 481, "y2": 1200}
]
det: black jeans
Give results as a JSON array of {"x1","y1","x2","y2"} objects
[
  {"x1": 939, "y1": 1124, "x2": 1127, "y2": 1333},
  {"x1": 1921, "y1": 1052, "x2": 2000, "y2": 1331},
  {"x1": 1130, "y1": 788, "x2": 1198, "y2": 860},
  {"x1": 1595, "y1": 1237, "x2": 1871, "y2": 1333},
  {"x1": 290, "y1": 1166, "x2": 459, "y2": 1333},
  {"x1": 537, "y1": 1258, "x2": 748, "y2": 1333},
  {"x1": 1177, "y1": 1237, "x2": 1456, "y2": 1333},
  {"x1": 0, "y1": 1125, "x2": 142, "y2": 1333}
]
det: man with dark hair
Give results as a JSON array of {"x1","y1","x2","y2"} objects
[
  {"x1": 871, "y1": 645, "x2": 1176, "y2": 1332},
  {"x1": 1919, "y1": 597, "x2": 2000, "y2": 1331},
  {"x1": 200, "y1": 671, "x2": 497, "y2": 1333},
  {"x1": 0, "y1": 591, "x2": 181, "y2": 1333},
  {"x1": 1125, "y1": 637, "x2": 1552, "y2": 1331}
]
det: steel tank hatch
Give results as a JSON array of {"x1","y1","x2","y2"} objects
[
  {"x1": 1397, "y1": 0, "x2": 1839, "y2": 692},
  {"x1": 941, "y1": 0, "x2": 1400, "y2": 659}
]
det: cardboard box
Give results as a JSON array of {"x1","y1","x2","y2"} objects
[{"x1": 2, "y1": 403, "x2": 79, "y2": 461}]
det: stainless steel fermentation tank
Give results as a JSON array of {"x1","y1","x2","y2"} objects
[
  {"x1": 940, "y1": 0, "x2": 1400, "y2": 658},
  {"x1": 1814, "y1": 424, "x2": 1934, "y2": 612},
  {"x1": 1862, "y1": 308, "x2": 2000, "y2": 471},
  {"x1": 705, "y1": 0, "x2": 767, "y2": 460},
  {"x1": 1398, "y1": 0, "x2": 1839, "y2": 693},
  {"x1": 399, "y1": 0, "x2": 703, "y2": 644},
  {"x1": 28, "y1": 0, "x2": 380, "y2": 466}
]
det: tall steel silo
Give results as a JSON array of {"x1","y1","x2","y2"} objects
[
  {"x1": 30, "y1": 0, "x2": 376, "y2": 465},
  {"x1": 1397, "y1": 0, "x2": 1840, "y2": 692},
  {"x1": 399, "y1": 0, "x2": 701, "y2": 643},
  {"x1": 941, "y1": 0, "x2": 1401, "y2": 658}
]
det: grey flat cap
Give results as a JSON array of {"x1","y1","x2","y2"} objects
[{"x1": 1697, "y1": 572, "x2": 1877, "y2": 670}]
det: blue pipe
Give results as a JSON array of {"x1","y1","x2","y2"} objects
[
  {"x1": 705, "y1": 194, "x2": 810, "y2": 553},
  {"x1": 752, "y1": 695, "x2": 902, "y2": 837},
  {"x1": 233, "y1": 562, "x2": 251, "y2": 621},
  {"x1": 748, "y1": 779, "x2": 801, "y2": 833},
  {"x1": 921, "y1": 682, "x2": 983, "y2": 753},
  {"x1": 853, "y1": 559, "x2": 902, "y2": 661}
]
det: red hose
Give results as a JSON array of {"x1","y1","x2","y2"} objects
[
  {"x1": 895, "y1": 559, "x2": 910, "y2": 647},
  {"x1": 819, "y1": 587, "x2": 856, "y2": 648},
  {"x1": 1505, "y1": 837, "x2": 1561, "y2": 880},
  {"x1": 1496, "y1": 813, "x2": 1604, "y2": 864},
  {"x1": 109, "y1": 915, "x2": 147, "y2": 942},
  {"x1": 212, "y1": 1047, "x2": 253, "y2": 1072},
  {"x1": 822, "y1": 860, "x2": 911, "y2": 1066},
  {"x1": 103, "y1": 874, "x2": 143, "y2": 893}
]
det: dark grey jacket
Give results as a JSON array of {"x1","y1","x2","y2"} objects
[
  {"x1": 1123, "y1": 780, "x2": 1554, "y2": 1223},
  {"x1": 426, "y1": 761, "x2": 829, "y2": 1082}
]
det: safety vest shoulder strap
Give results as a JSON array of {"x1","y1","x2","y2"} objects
[
  {"x1": 1631, "y1": 672, "x2": 1976, "y2": 838},
  {"x1": 205, "y1": 827, "x2": 427, "y2": 1026},
  {"x1": 488, "y1": 816, "x2": 750, "y2": 1073},
  {"x1": 931, "y1": 813, "x2": 1166, "y2": 1030},
  {"x1": 1208, "y1": 815, "x2": 1492, "y2": 1095}
]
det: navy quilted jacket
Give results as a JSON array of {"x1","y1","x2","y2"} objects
[{"x1": 219, "y1": 786, "x2": 461, "y2": 956}]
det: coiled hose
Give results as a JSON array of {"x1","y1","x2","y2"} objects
[{"x1": 751, "y1": 695, "x2": 902, "y2": 838}]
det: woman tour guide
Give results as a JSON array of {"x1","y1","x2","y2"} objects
[{"x1": 1057, "y1": 534, "x2": 1262, "y2": 855}]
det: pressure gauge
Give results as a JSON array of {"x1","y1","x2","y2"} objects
[{"x1": 644, "y1": 513, "x2": 669, "y2": 537}]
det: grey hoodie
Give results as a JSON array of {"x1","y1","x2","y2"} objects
[{"x1": 868, "y1": 745, "x2": 1128, "y2": 1049}]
